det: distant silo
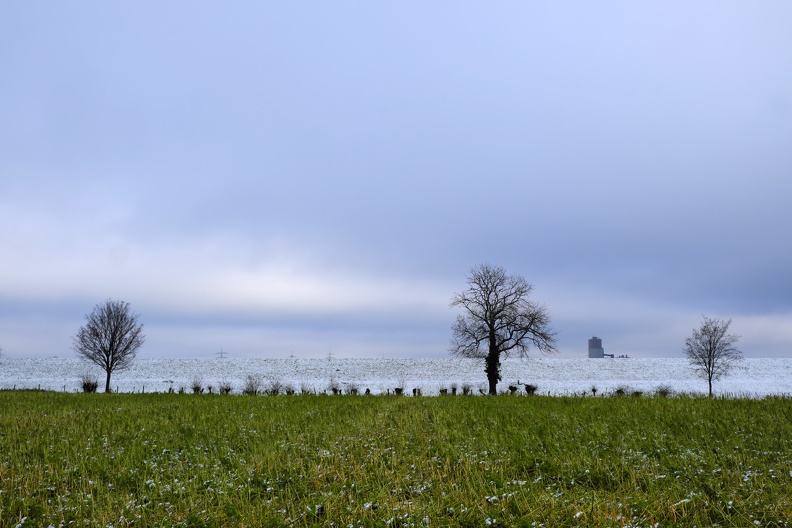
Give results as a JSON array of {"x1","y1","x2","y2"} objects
[{"x1": 588, "y1": 337, "x2": 604, "y2": 358}]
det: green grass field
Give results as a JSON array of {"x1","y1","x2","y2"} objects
[{"x1": 1, "y1": 392, "x2": 791, "y2": 527}]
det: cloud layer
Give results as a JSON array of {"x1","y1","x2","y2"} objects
[{"x1": 2, "y1": 2, "x2": 791, "y2": 359}]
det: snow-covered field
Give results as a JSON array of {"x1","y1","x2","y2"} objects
[{"x1": 2, "y1": 357, "x2": 791, "y2": 396}]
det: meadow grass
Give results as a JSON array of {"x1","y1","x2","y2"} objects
[{"x1": 1, "y1": 391, "x2": 792, "y2": 527}]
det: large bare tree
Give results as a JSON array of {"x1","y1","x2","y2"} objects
[
  {"x1": 73, "y1": 300, "x2": 145, "y2": 393},
  {"x1": 684, "y1": 315, "x2": 742, "y2": 396},
  {"x1": 450, "y1": 264, "x2": 557, "y2": 395}
]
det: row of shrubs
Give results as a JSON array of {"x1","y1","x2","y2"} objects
[{"x1": 80, "y1": 372, "x2": 678, "y2": 398}]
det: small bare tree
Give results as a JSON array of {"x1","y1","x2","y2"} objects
[
  {"x1": 73, "y1": 300, "x2": 145, "y2": 393},
  {"x1": 684, "y1": 315, "x2": 742, "y2": 397},
  {"x1": 450, "y1": 264, "x2": 557, "y2": 395}
]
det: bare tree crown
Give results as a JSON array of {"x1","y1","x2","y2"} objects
[{"x1": 450, "y1": 264, "x2": 556, "y2": 359}]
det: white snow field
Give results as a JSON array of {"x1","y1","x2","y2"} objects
[{"x1": 2, "y1": 357, "x2": 791, "y2": 396}]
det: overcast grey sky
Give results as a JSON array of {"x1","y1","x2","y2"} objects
[{"x1": 2, "y1": 2, "x2": 791, "y2": 359}]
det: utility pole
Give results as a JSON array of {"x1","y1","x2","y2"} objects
[{"x1": 216, "y1": 348, "x2": 228, "y2": 359}]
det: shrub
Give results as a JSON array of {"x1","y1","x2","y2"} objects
[
  {"x1": 265, "y1": 378, "x2": 284, "y2": 396},
  {"x1": 655, "y1": 384, "x2": 673, "y2": 398},
  {"x1": 394, "y1": 376, "x2": 407, "y2": 396},
  {"x1": 614, "y1": 385, "x2": 630, "y2": 396},
  {"x1": 327, "y1": 378, "x2": 341, "y2": 395},
  {"x1": 300, "y1": 382, "x2": 314, "y2": 395},
  {"x1": 345, "y1": 383, "x2": 359, "y2": 395},
  {"x1": 242, "y1": 374, "x2": 262, "y2": 396},
  {"x1": 80, "y1": 373, "x2": 99, "y2": 393},
  {"x1": 218, "y1": 381, "x2": 233, "y2": 395},
  {"x1": 191, "y1": 376, "x2": 204, "y2": 394},
  {"x1": 461, "y1": 383, "x2": 473, "y2": 396},
  {"x1": 524, "y1": 383, "x2": 538, "y2": 395}
]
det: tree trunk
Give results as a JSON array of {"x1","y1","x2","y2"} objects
[
  {"x1": 708, "y1": 376, "x2": 713, "y2": 397},
  {"x1": 485, "y1": 349, "x2": 500, "y2": 395},
  {"x1": 105, "y1": 369, "x2": 112, "y2": 393},
  {"x1": 487, "y1": 375, "x2": 498, "y2": 395}
]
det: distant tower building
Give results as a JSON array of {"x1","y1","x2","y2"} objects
[{"x1": 588, "y1": 337, "x2": 605, "y2": 358}]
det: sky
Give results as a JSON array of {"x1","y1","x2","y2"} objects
[{"x1": 2, "y1": 2, "x2": 791, "y2": 360}]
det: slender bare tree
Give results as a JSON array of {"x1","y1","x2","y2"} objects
[
  {"x1": 450, "y1": 264, "x2": 557, "y2": 395},
  {"x1": 73, "y1": 300, "x2": 145, "y2": 393},
  {"x1": 684, "y1": 315, "x2": 742, "y2": 396}
]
